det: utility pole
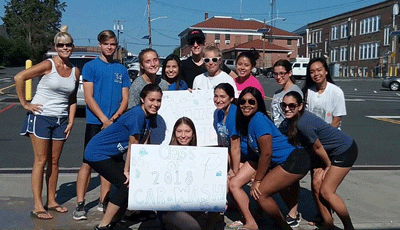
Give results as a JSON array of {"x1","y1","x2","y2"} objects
[
  {"x1": 147, "y1": 0, "x2": 152, "y2": 48},
  {"x1": 113, "y1": 20, "x2": 124, "y2": 42}
]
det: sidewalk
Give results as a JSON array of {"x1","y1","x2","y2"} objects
[{"x1": 1, "y1": 170, "x2": 400, "y2": 229}]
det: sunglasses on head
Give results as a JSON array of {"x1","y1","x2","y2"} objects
[
  {"x1": 203, "y1": 57, "x2": 221, "y2": 63},
  {"x1": 188, "y1": 38, "x2": 204, "y2": 45},
  {"x1": 239, "y1": 98, "x2": 256, "y2": 106},
  {"x1": 56, "y1": 43, "x2": 73, "y2": 48},
  {"x1": 280, "y1": 102, "x2": 299, "y2": 110}
]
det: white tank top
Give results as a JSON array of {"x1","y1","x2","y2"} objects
[{"x1": 31, "y1": 59, "x2": 77, "y2": 117}]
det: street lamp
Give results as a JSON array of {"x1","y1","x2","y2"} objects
[{"x1": 257, "y1": 17, "x2": 286, "y2": 68}]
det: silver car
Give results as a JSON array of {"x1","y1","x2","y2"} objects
[
  {"x1": 69, "y1": 53, "x2": 100, "y2": 108},
  {"x1": 382, "y1": 77, "x2": 400, "y2": 91}
]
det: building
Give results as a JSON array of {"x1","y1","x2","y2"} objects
[
  {"x1": 296, "y1": 0, "x2": 399, "y2": 77},
  {"x1": 178, "y1": 16, "x2": 302, "y2": 68}
]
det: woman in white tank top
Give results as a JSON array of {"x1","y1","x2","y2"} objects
[{"x1": 14, "y1": 26, "x2": 80, "y2": 220}]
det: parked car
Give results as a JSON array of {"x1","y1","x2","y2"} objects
[
  {"x1": 68, "y1": 52, "x2": 100, "y2": 108},
  {"x1": 224, "y1": 59, "x2": 236, "y2": 71},
  {"x1": 291, "y1": 57, "x2": 309, "y2": 79},
  {"x1": 382, "y1": 77, "x2": 400, "y2": 91},
  {"x1": 127, "y1": 57, "x2": 165, "y2": 82},
  {"x1": 262, "y1": 67, "x2": 274, "y2": 78}
]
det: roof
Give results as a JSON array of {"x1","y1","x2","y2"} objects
[
  {"x1": 223, "y1": 39, "x2": 291, "y2": 52},
  {"x1": 179, "y1": 16, "x2": 301, "y2": 38}
]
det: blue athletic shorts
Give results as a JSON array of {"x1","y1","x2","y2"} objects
[{"x1": 20, "y1": 113, "x2": 68, "y2": 140}]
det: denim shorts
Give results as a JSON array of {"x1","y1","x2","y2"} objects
[{"x1": 20, "y1": 113, "x2": 68, "y2": 140}]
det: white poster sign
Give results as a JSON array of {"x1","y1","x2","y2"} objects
[
  {"x1": 157, "y1": 90, "x2": 217, "y2": 146},
  {"x1": 128, "y1": 144, "x2": 228, "y2": 212}
]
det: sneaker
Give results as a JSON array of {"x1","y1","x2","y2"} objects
[
  {"x1": 97, "y1": 200, "x2": 107, "y2": 212},
  {"x1": 94, "y1": 224, "x2": 112, "y2": 230},
  {"x1": 286, "y1": 212, "x2": 301, "y2": 227},
  {"x1": 73, "y1": 201, "x2": 87, "y2": 221}
]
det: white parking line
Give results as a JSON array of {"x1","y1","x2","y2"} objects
[{"x1": 366, "y1": 116, "x2": 400, "y2": 125}]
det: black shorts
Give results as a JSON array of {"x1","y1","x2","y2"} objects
[
  {"x1": 281, "y1": 148, "x2": 311, "y2": 175},
  {"x1": 82, "y1": 123, "x2": 102, "y2": 163},
  {"x1": 331, "y1": 141, "x2": 358, "y2": 167}
]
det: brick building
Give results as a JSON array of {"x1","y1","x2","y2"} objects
[
  {"x1": 179, "y1": 16, "x2": 301, "y2": 68},
  {"x1": 296, "y1": 0, "x2": 399, "y2": 77}
]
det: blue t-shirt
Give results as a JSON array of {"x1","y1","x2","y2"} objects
[
  {"x1": 213, "y1": 104, "x2": 238, "y2": 147},
  {"x1": 82, "y1": 58, "x2": 131, "y2": 125},
  {"x1": 168, "y1": 80, "x2": 189, "y2": 91},
  {"x1": 297, "y1": 111, "x2": 353, "y2": 156},
  {"x1": 84, "y1": 106, "x2": 157, "y2": 162},
  {"x1": 245, "y1": 112, "x2": 296, "y2": 166}
]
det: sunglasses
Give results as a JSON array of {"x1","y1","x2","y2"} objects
[
  {"x1": 239, "y1": 98, "x2": 256, "y2": 106},
  {"x1": 203, "y1": 57, "x2": 221, "y2": 63},
  {"x1": 280, "y1": 102, "x2": 299, "y2": 110},
  {"x1": 188, "y1": 38, "x2": 204, "y2": 45},
  {"x1": 56, "y1": 43, "x2": 73, "y2": 48}
]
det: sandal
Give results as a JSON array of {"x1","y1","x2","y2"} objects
[
  {"x1": 45, "y1": 205, "x2": 68, "y2": 213},
  {"x1": 30, "y1": 210, "x2": 52, "y2": 220},
  {"x1": 227, "y1": 220, "x2": 244, "y2": 229}
]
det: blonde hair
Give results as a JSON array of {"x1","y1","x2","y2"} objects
[
  {"x1": 203, "y1": 44, "x2": 222, "y2": 57},
  {"x1": 54, "y1": 25, "x2": 73, "y2": 44}
]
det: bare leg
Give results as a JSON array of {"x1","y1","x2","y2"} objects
[
  {"x1": 312, "y1": 168, "x2": 333, "y2": 227},
  {"x1": 320, "y1": 166, "x2": 354, "y2": 230},
  {"x1": 228, "y1": 161, "x2": 258, "y2": 229},
  {"x1": 279, "y1": 181, "x2": 300, "y2": 218},
  {"x1": 257, "y1": 166, "x2": 305, "y2": 230},
  {"x1": 30, "y1": 134, "x2": 52, "y2": 219},
  {"x1": 98, "y1": 202, "x2": 120, "y2": 227},
  {"x1": 45, "y1": 140, "x2": 67, "y2": 212},
  {"x1": 76, "y1": 163, "x2": 92, "y2": 203},
  {"x1": 99, "y1": 176, "x2": 111, "y2": 203}
]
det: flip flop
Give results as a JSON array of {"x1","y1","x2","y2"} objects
[
  {"x1": 237, "y1": 227, "x2": 259, "y2": 230},
  {"x1": 30, "y1": 210, "x2": 52, "y2": 220},
  {"x1": 46, "y1": 205, "x2": 68, "y2": 213},
  {"x1": 227, "y1": 220, "x2": 244, "y2": 229}
]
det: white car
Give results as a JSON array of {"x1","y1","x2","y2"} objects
[{"x1": 69, "y1": 53, "x2": 100, "y2": 108}]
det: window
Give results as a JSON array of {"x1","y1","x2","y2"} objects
[
  {"x1": 340, "y1": 46, "x2": 347, "y2": 61},
  {"x1": 331, "y1": 26, "x2": 338, "y2": 40},
  {"x1": 384, "y1": 27, "x2": 390, "y2": 46},
  {"x1": 341, "y1": 24, "x2": 348, "y2": 38},
  {"x1": 225, "y1": 34, "x2": 230, "y2": 45},
  {"x1": 359, "y1": 42, "x2": 380, "y2": 60},
  {"x1": 353, "y1": 19, "x2": 357, "y2": 36},
  {"x1": 248, "y1": 35, "x2": 253, "y2": 42},
  {"x1": 287, "y1": 39, "x2": 292, "y2": 46},
  {"x1": 325, "y1": 40, "x2": 328, "y2": 53},
  {"x1": 215, "y1": 34, "x2": 220, "y2": 43},
  {"x1": 319, "y1": 31, "x2": 322, "y2": 43},
  {"x1": 360, "y1": 15, "x2": 381, "y2": 35},
  {"x1": 331, "y1": 48, "x2": 338, "y2": 62},
  {"x1": 349, "y1": 45, "x2": 352, "y2": 61}
]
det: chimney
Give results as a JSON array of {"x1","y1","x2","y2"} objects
[{"x1": 205, "y1": 12, "x2": 209, "y2": 20}]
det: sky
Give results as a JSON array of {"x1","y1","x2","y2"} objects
[{"x1": 0, "y1": 0, "x2": 384, "y2": 57}]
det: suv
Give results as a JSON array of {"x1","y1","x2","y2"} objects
[{"x1": 69, "y1": 53, "x2": 100, "y2": 108}]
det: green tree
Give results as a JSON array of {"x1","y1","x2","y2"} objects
[
  {"x1": 173, "y1": 46, "x2": 180, "y2": 56},
  {"x1": 1, "y1": 0, "x2": 66, "y2": 63}
]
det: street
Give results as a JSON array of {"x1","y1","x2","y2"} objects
[{"x1": 1, "y1": 67, "x2": 400, "y2": 169}]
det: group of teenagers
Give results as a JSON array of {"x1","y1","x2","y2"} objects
[{"x1": 14, "y1": 26, "x2": 357, "y2": 230}]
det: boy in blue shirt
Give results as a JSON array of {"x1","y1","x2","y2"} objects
[{"x1": 73, "y1": 30, "x2": 130, "y2": 221}]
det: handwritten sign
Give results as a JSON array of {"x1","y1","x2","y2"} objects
[
  {"x1": 157, "y1": 90, "x2": 217, "y2": 146},
  {"x1": 128, "y1": 144, "x2": 228, "y2": 212}
]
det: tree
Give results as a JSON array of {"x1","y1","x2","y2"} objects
[
  {"x1": 172, "y1": 46, "x2": 180, "y2": 57},
  {"x1": 1, "y1": 0, "x2": 66, "y2": 63}
]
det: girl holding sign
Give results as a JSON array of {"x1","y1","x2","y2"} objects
[
  {"x1": 281, "y1": 91, "x2": 357, "y2": 230},
  {"x1": 161, "y1": 117, "x2": 219, "y2": 230},
  {"x1": 213, "y1": 83, "x2": 241, "y2": 179},
  {"x1": 230, "y1": 87, "x2": 310, "y2": 230},
  {"x1": 84, "y1": 84, "x2": 162, "y2": 230}
]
